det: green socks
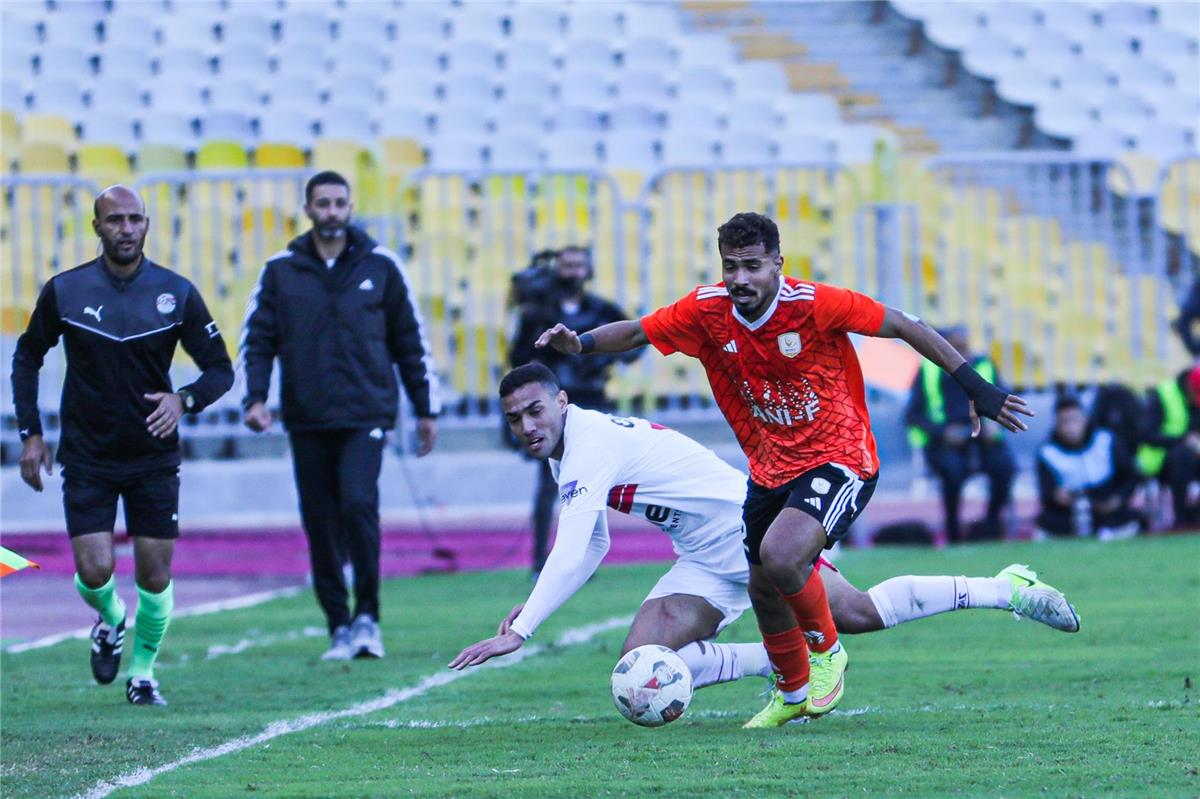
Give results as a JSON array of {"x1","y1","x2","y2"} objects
[
  {"x1": 129, "y1": 581, "x2": 174, "y2": 679},
  {"x1": 74, "y1": 573, "x2": 127, "y2": 628}
]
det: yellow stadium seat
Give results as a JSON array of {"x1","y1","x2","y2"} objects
[
  {"x1": 195, "y1": 140, "x2": 249, "y2": 170},
  {"x1": 137, "y1": 144, "x2": 188, "y2": 173},
  {"x1": 17, "y1": 141, "x2": 70, "y2": 173},
  {"x1": 20, "y1": 113, "x2": 78, "y2": 151},
  {"x1": 380, "y1": 136, "x2": 425, "y2": 171},
  {"x1": 254, "y1": 142, "x2": 307, "y2": 169},
  {"x1": 2, "y1": 110, "x2": 19, "y2": 163},
  {"x1": 312, "y1": 138, "x2": 383, "y2": 213},
  {"x1": 77, "y1": 143, "x2": 132, "y2": 185}
]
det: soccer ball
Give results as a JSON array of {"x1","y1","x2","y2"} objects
[{"x1": 610, "y1": 644, "x2": 693, "y2": 727}]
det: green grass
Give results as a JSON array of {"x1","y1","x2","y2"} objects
[{"x1": 3, "y1": 537, "x2": 1198, "y2": 798}]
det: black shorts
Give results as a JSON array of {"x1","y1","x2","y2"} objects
[
  {"x1": 61, "y1": 465, "x2": 180, "y2": 539},
  {"x1": 742, "y1": 462, "x2": 878, "y2": 565}
]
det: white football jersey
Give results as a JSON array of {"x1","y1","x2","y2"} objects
[{"x1": 550, "y1": 405, "x2": 746, "y2": 556}]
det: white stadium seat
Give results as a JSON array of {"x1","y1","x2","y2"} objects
[
  {"x1": 320, "y1": 106, "x2": 374, "y2": 140},
  {"x1": 543, "y1": 133, "x2": 602, "y2": 168},
  {"x1": 140, "y1": 112, "x2": 197, "y2": 148},
  {"x1": 602, "y1": 130, "x2": 658, "y2": 169},
  {"x1": 258, "y1": 109, "x2": 317, "y2": 146},
  {"x1": 201, "y1": 110, "x2": 256, "y2": 144},
  {"x1": 488, "y1": 134, "x2": 542, "y2": 169}
]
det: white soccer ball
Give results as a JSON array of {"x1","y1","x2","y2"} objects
[{"x1": 610, "y1": 644, "x2": 694, "y2": 727}]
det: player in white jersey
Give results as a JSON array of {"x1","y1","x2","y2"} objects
[{"x1": 449, "y1": 364, "x2": 1079, "y2": 692}]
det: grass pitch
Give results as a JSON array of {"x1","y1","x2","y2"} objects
[{"x1": 2, "y1": 536, "x2": 1197, "y2": 798}]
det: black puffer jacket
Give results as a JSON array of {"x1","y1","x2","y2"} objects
[{"x1": 239, "y1": 227, "x2": 439, "y2": 431}]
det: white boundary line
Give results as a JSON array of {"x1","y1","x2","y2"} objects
[
  {"x1": 73, "y1": 615, "x2": 633, "y2": 799},
  {"x1": 4, "y1": 587, "x2": 304, "y2": 654}
]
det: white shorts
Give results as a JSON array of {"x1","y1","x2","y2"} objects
[{"x1": 643, "y1": 535, "x2": 751, "y2": 634}]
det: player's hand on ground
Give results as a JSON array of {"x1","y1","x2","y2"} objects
[
  {"x1": 243, "y1": 402, "x2": 273, "y2": 433},
  {"x1": 416, "y1": 417, "x2": 437, "y2": 457},
  {"x1": 969, "y1": 394, "x2": 1033, "y2": 437},
  {"x1": 498, "y1": 603, "x2": 525, "y2": 635},
  {"x1": 448, "y1": 631, "x2": 525, "y2": 670},
  {"x1": 535, "y1": 323, "x2": 582, "y2": 354},
  {"x1": 145, "y1": 392, "x2": 183, "y2": 438},
  {"x1": 18, "y1": 435, "x2": 53, "y2": 492}
]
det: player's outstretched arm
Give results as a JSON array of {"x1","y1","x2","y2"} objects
[
  {"x1": 876, "y1": 307, "x2": 1034, "y2": 436},
  {"x1": 448, "y1": 629, "x2": 526, "y2": 670},
  {"x1": 535, "y1": 320, "x2": 648, "y2": 355}
]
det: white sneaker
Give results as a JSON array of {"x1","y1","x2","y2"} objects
[
  {"x1": 351, "y1": 615, "x2": 384, "y2": 659},
  {"x1": 321, "y1": 625, "x2": 355, "y2": 660},
  {"x1": 1097, "y1": 521, "x2": 1140, "y2": 541}
]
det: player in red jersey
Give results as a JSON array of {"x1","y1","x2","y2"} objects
[{"x1": 537, "y1": 212, "x2": 1034, "y2": 727}]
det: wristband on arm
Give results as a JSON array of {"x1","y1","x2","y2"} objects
[
  {"x1": 951, "y1": 362, "x2": 1007, "y2": 419},
  {"x1": 578, "y1": 332, "x2": 596, "y2": 354}
]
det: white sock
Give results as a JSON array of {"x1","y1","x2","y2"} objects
[
  {"x1": 867, "y1": 575, "x2": 1011, "y2": 628},
  {"x1": 675, "y1": 640, "x2": 773, "y2": 689}
]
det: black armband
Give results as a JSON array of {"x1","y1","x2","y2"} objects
[
  {"x1": 951, "y1": 363, "x2": 1007, "y2": 420},
  {"x1": 579, "y1": 332, "x2": 596, "y2": 355}
]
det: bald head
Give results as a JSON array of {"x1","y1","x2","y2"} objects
[
  {"x1": 92, "y1": 185, "x2": 148, "y2": 268},
  {"x1": 93, "y1": 185, "x2": 145, "y2": 219}
]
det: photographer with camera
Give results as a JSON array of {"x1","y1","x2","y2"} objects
[{"x1": 509, "y1": 245, "x2": 642, "y2": 575}]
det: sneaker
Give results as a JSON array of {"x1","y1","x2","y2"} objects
[
  {"x1": 351, "y1": 615, "x2": 384, "y2": 659},
  {"x1": 126, "y1": 677, "x2": 167, "y2": 706},
  {"x1": 998, "y1": 563, "x2": 1081, "y2": 633},
  {"x1": 321, "y1": 625, "x2": 355, "y2": 661},
  {"x1": 742, "y1": 688, "x2": 808, "y2": 728},
  {"x1": 806, "y1": 643, "x2": 848, "y2": 716},
  {"x1": 89, "y1": 616, "x2": 125, "y2": 685}
]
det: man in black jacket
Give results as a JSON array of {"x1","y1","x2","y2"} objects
[
  {"x1": 508, "y1": 245, "x2": 640, "y2": 573},
  {"x1": 240, "y1": 171, "x2": 439, "y2": 660},
  {"x1": 12, "y1": 185, "x2": 234, "y2": 706},
  {"x1": 904, "y1": 326, "x2": 1015, "y2": 543},
  {"x1": 1036, "y1": 395, "x2": 1140, "y2": 539}
]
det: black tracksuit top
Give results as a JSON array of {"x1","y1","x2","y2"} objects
[
  {"x1": 11, "y1": 257, "x2": 235, "y2": 470},
  {"x1": 238, "y1": 227, "x2": 439, "y2": 431}
]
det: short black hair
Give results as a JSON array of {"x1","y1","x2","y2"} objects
[
  {"x1": 1054, "y1": 394, "x2": 1083, "y2": 413},
  {"x1": 717, "y1": 212, "x2": 780, "y2": 255},
  {"x1": 305, "y1": 170, "x2": 350, "y2": 204},
  {"x1": 499, "y1": 363, "x2": 561, "y2": 399}
]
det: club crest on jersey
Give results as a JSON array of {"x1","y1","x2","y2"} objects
[
  {"x1": 559, "y1": 480, "x2": 588, "y2": 506},
  {"x1": 777, "y1": 332, "x2": 801, "y2": 358},
  {"x1": 156, "y1": 293, "x2": 176, "y2": 314}
]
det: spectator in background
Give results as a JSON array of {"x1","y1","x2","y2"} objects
[
  {"x1": 1035, "y1": 395, "x2": 1140, "y2": 540},
  {"x1": 1173, "y1": 280, "x2": 1200, "y2": 357},
  {"x1": 1090, "y1": 382, "x2": 1145, "y2": 457},
  {"x1": 508, "y1": 246, "x2": 641, "y2": 574},
  {"x1": 1138, "y1": 365, "x2": 1200, "y2": 528},
  {"x1": 905, "y1": 325, "x2": 1015, "y2": 543},
  {"x1": 240, "y1": 171, "x2": 439, "y2": 660}
]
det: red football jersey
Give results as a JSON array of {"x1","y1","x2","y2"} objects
[{"x1": 641, "y1": 276, "x2": 886, "y2": 488}]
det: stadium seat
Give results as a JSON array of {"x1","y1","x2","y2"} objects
[
  {"x1": 921, "y1": 3, "x2": 983, "y2": 51},
  {"x1": 497, "y1": 70, "x2": 557, "y2": 105},
  {"x1": 448, "y1": 7, "x2": 505, "y2": 41},
  {"x1": 556, "y1": 71, "x2": 613, "y2": 107},
  {"x1": 36, "y1": 45, "x2": 96, "y2": 80},
  {"x1": 491, "y1": 102, "x2": 547, "y2": 136},
  {"x1": 136, "y1": 143, "x2": 188, "y2": 172},
  {"x1": 266, "y1": 82, "x2": 324, "y2": 111},
  {"x1": 427, "y1": 136, "x2": 486, "y2": 170},
  {"x1": 1109, "y1": 57, "x2": 1175, "y2": 91},
  {"x1": 559, "y1": 37, "x2": 617, "y2": 72},
  {"x1": 613, "y1": 71, "x2": 671, "y2": 107},
  {"x1": 146, "y1": 78, "x2": 207, "y2": 116},
  {"x1": 379, "y1": 136, "x2": 426, "y2": 171},
  {"x1": 1131, "y1": 123, "x2": 1192, "y2": 159},
  {"x1": 620, "y1": 36, "x2": 676, "y2": 73},
  {"x1": 195, "y1": 140, "x2": 250, "y2": 170},
  {"x1": 96, "y1": 47, "x2": 155, "y2": 81},
  {"x1": 551, "y1": 104, "x2": 604, "y2": 134},
  {"x1": 156, "y1": 10, "x2": 219, "y2": 47},
  {"x1": 543, "y1": 133, "x2": 602, "y2": 168},
  {"x1": 1072, "y1": 126, "x2": 1129, "y2": 158},
  {"x1": 40, "y1": 14, "x2": 101, "y2": 46},
  {"x1": 664, "y1": 104, "x2": 723, "y2": 135},
  {"x1": 80, "y1": 113, "x2": 137, "y2": 151},
  {"x1": 389, "y1": 41, "x2": 441, "y2": 73},
  {"x1": 326, "y1": 76, "x2": 382, "y2": 110},
  {"x1": 488, "y1": 135, "x2": 542, "y2": 170},
  {"x1": 140, "y1": 113, "x2": 197, "y2": 149},
  {"x1": 564, "y1": 5, "x2": 622, "y2": 40},
  {"x1": 1158, "y1": 1, "x2": 1200, "y2": 35},
  {"x1": 258, "y1": 109, "x2": 317, "y2": 149},
  {"x1": 1, "y1": 46, "x2": 33, "y2": 84},
  {"x1": 624, "y1": 3, "x2": 684, "y2": 37},
  {"x1": 85, "y1": 78, "x2": 144, "y2": 111},
  {"x1": 607, "y1": 104, "x2": 661, "y2": 132},
  {"x1": 444, "y1": 39, "x2": 501, "y2": 74},
  {"x1": 77, "y1": 142, "x2": 133, "y2": 184},
  {"x1": 320, "y1": 106, "x2": 374, "y2": 140},
  {"x1": 776, "y1": 133, "x2": 834, "y2": 163},
  {"x1": 335, "y1": 10, "x2": 393, "y2": 44},
  {"x1": 1039, "y1": 2, "x2": 1096, "y2": 33},
  {"x1": 29, "y1": 78, "x2": 85, "y2": 117},
  {"x1": 961, "y1": 33, "x2": 1020, "y2": 79},
  {"x1": 440, "y1": 72, "x2": 498, "y2": 106},
  {"x1": 434, "y1": 104, "x2": 491, "y2": 138},
  {"x1": 507, "y1": 4, "x2": 563, "y2": 40},
  {"x1": 280, "y1": 11, "x2": 332, "y2": 44},
  {"x1": 219, "y1": 11, "x2": 276, "y2": 46},
  {"x1": 501, "y1": 43, "x2": 557, "y2": 75},
  {"x1": 20, "y1": 112, "x2": 77, "y2": 150},
  {"x1": 155, "y1": 48, "x2": 213, "y2": 78},
  {"x1": 394, "y1": 6, "x2": 448, "y2": 41},
  {"x1": 17, "y1": 141, "x2": 70, "y2": 173},
  {"x1": 377, "y1": 106, "x2": 430, "y2": 139},
  {"x1": 98, "y1": 11, "x2": 158, "y2": 49},
  {"x1": 1, "y1": 110, "x2": 19, "y2": 156},
  {"x1": 200, "y1": 111, "x2": 255, "y2": 145},
  {"x1": 1096, "y1": 2, "x2": 1156, "y2": 29},
  {"x1": 328, "y1": 45, "x2": 387, "y2": 75},
  {"x1": 218, "y1": 45, "x2": 273, "y2": 80},
  {"x1": 835, "y1": 125, "x2": 890, "y2": 164},
  {"x1": 720, "y1": 133, "x2": 774, "y2": 164},
  {"x1": 660, "y1": 132, "x2": 715, "y2": 166}
]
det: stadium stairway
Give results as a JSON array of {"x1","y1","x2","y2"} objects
[{"x1": 681, "y1": 0, "x2": 1022, "y2": 155}]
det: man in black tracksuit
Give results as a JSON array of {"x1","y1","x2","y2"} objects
[
  {"x1": 239, "y1": 171, "x2": 439, "y2": 660},
  {"x1": 12, "y1": 185, "x2": 233, "y2": 706}
]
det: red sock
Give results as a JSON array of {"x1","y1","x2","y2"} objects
[
  {"x1": 781, "y1": 569, "x2": 839, "y2": 653},
  {"x1": 761, "y1": 627, "x2": 810, "y2": 692}
]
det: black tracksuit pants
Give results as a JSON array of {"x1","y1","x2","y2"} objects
[{"x1": 289, "y1": 428, "x2": 385, "y2": 632}]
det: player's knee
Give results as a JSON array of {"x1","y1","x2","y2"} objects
[
  {"x1": 76, "y1": 560, "x2": 113, "y2": 588},
  {"x1": 340, "y1": 494, "x2": 378, "y2": 521},
  {"x1": 138, "y1": 573, "x2": 171, "y2": 594},
  {"x1": 835, "y1": 591, "x2": 882, "y2": 634},
  {"x1": 759, "y1": 542, "x2": 810, "y2": 586}
]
